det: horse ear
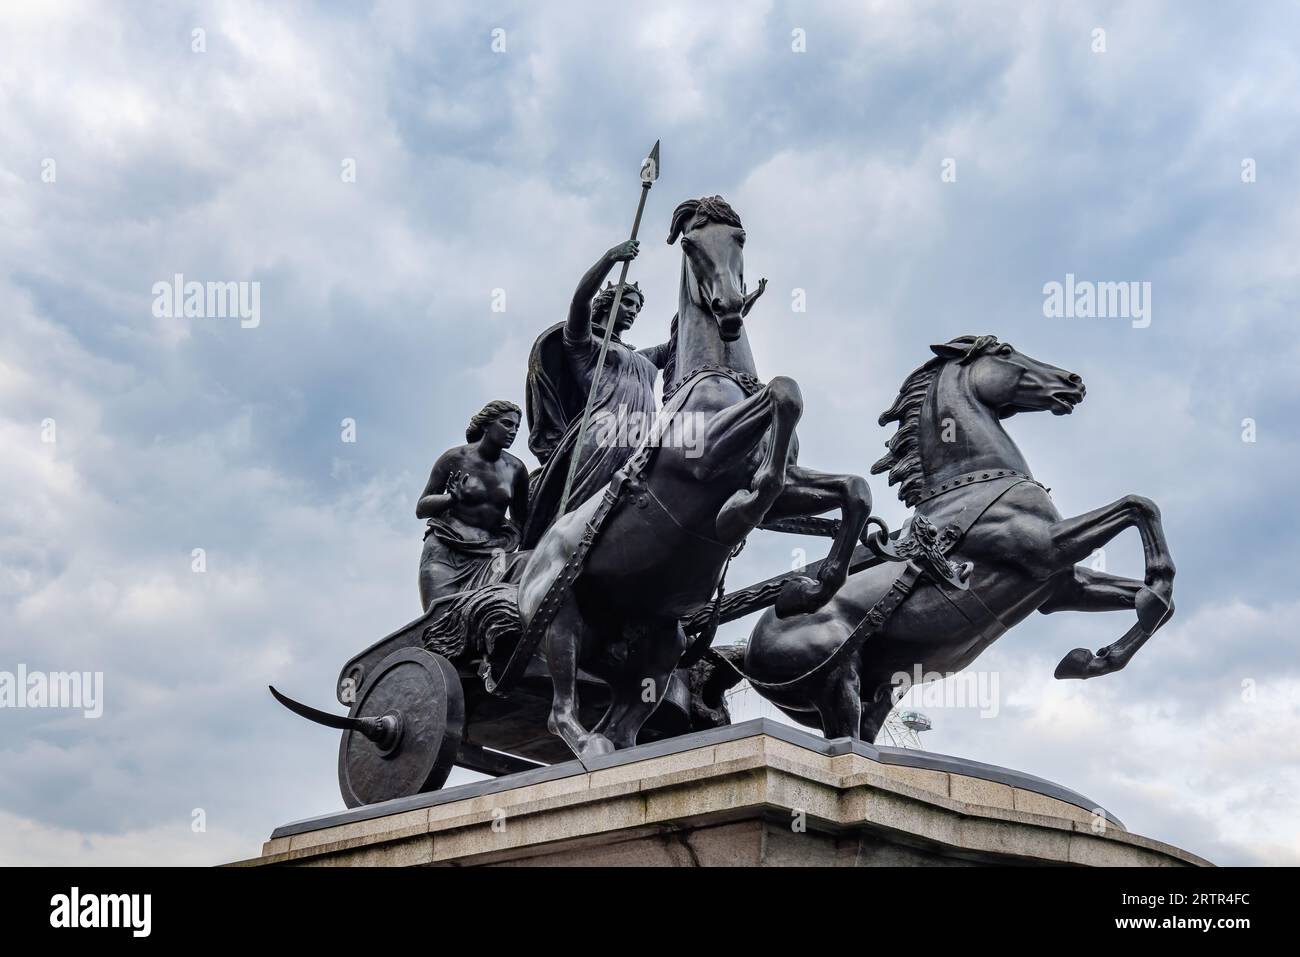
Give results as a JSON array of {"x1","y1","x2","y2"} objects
[
  {"x1": 667, "y1": 200, "x2": 698, "y2": 245},
  {"x1": 929, "y1": 341, "x2": 969, "y2": 360}
]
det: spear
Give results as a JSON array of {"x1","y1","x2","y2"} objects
[{"x1": 556, "y1": 140, "x2": 660, "y2": 517}]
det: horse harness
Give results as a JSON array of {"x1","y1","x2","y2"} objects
[
  {"x1": 728, "y1": 468, "x2": 1046, "y2": 696},
  {"x1": 661, "y1": 362, "x2": 763, "y2": 405},
  {"x1": 481, "y1": 366, "x2": 762, "y2": 696}
]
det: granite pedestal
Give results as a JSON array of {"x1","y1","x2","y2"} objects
[{"x1": 235, "y1": 719, "x2": 1210, "y2": 867}]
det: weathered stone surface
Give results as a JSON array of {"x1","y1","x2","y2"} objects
[
  {"x1": 1013, "y1": 786, "x2": 1102, "y2": 826},
  {"x1": 288, "y1": 807, "x2": 429, "y2": 851},
  {"x1": 232, "y1": 728, "x2": 1210, "y2": 868},
  {"x1": 872, "y1": 763, "x2": 950, "y2": 797},
  {"x1": 949, "y1": 774, "x2": 1016, "y2": 811},
  {"x1": 260, "y1": 836, "x2": 291, "y2": 857},
  {"x1": 588, "y1": 745, "x2": 718, "y2": 789}
]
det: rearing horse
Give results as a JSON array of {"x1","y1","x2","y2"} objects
[
  {"x1": 518, "y1": 196, "x2": 872, "y2": 760},
  {"x1": 731, "y1": 335, "x2": 1176, "y2": 741}
]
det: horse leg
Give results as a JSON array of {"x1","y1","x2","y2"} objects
[
  {"x1": 1049, "y1": 495, "x2": 1175, "y2": 614},
  {"x1": 544, "y1": 595, "x2": 614, "y2": 760},
  {"x1": 858, "y1": 683, "x2": 896, "y2": 745},
  {"x1": 675, "y1": 377, "x2": 802, "y2": 533},
  {"x1": 684, "y1": 376, "x2": 801, "y2": 482},
  {"x1": 1040, "y1": 567, "x2": 1173, "y2": 679},
  {"x1": 600, "y1": 620, "x2": 686, "y2": 750},
  {"x1": 763, "y1": 465, "x2": 872, "y2": 617},
  {"x1": 813, "y1": 660, "x2": 862, "y2": 740},
  {"x1": 712, "y1": 377, "x2": 804, "y2": 542},
  {"x1": 1040, "y1": 566, "x2": 1143, "y2": 614},
  {"x1": 1046, "y1": 497, "x2": 1176, "y2": 679}
]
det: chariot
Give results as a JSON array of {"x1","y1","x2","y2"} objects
[{"x1": 270, "y1": 527, "x2": 892, "y2": 808}]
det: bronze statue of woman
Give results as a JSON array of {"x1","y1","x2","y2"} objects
[
  {"x1": 416, "y1": 400, "x2": 531, "y2": 612},
  {"x1": 522, "y1": 240, "x2": 670, "y2": 548}
]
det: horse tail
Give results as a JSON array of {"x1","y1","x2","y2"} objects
[{"x1": 697, "y1": 643, "x2": 748, "y2": 710}]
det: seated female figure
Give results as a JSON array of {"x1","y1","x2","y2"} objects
[{"x1": 416, "y1": 400, "x2": 530, "y2": 612}]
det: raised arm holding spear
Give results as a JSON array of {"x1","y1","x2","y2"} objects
[
  {"x1": 520, "y1": 142, "x2": 666, "y2": 548},
  {"x1": 557, "y1": 140, "x2": 661, "y2": 516}
]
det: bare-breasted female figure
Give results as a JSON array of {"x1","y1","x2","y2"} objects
[{"x1": 416, "y1": 400, "x2": 531, "y2": 611}]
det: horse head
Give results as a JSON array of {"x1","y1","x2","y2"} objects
[
  {"x1": 875, "y1": 335, "x2": 1086, "y2": 505},
  {"x1": 668, "y1": 195, "x2": 749, "y2": 342},
  {"x1": 931, "y1": 335, "x2": 1086, "y2": 419}
]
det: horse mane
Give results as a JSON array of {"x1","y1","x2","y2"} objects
[
  {"x1": 667, "y1": 195, "x2": 742, "y2": 245},
  {"x1": 871, "y1": 335, "x2": 1002, "y2": 506},
  {"x1": 662, "y1": 312, "x2": 679, "y2": 392}
]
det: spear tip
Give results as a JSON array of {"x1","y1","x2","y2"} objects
[{"x1": 641, "y1": 140, "x2": 661, "y2": 184}]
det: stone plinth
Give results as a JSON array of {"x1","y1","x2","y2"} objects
[{"x1": 234, "y1": 719, "x2": 1210, "y2": 867}]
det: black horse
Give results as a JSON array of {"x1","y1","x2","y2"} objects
[
  {"x1": 734, "y1": 335, "x2": 1176, "y2": 741},
  {"x1": 516, "y1": 197, "x2": 873, "y2": 759}
]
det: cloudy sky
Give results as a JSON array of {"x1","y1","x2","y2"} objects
[{"x1": 2, "y1": 0, "x2": 1297, "y2": 866}]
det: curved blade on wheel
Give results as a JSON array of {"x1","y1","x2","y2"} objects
[{"x1": 269, "y1": 685, "x2": 364, "y2": 732}]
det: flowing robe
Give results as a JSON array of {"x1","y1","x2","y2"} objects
[
  {"x1": 418, "y1": 512, "x2": 527, "y2": 611},
  {"x1": 522, "y1": 321, "x2": 667, "y2": 549}
]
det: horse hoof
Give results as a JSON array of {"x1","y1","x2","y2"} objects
[
  {"x1": 775, "y1": 576, "x2": 823, "y2": 618},
  {"x1": 1136, "y1": 586, "x2": 1174, "y2": 633},
  {"x1": 578, "y1": 733, "x2": 615, "y2": 759},
  {"x1": 1054, "y1": 647, "x2": 1108, "y2": 680}
]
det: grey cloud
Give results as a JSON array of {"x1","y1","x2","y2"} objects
[{"x1": 1, "y1": 0, "x2": 1296, "y2": 865}]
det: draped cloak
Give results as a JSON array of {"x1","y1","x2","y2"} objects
[
  {"x1": 421, "y1": 513, "x2": 523, "y2": 589},
  {"x1": 522, "y1": 321, "x2": 665, "y2": 549}
]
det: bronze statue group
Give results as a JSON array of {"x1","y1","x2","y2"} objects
[
  {"x1": 412, "y1": 195, "x2": 1177, "y2": 761},
  {"x1": 273, "y1": 190, "x2": 1179, "y2": 808}
]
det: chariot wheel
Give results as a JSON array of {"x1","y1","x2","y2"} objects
[{"x1": 337, "y1": 648, "x2": 464, "y2": 808}]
